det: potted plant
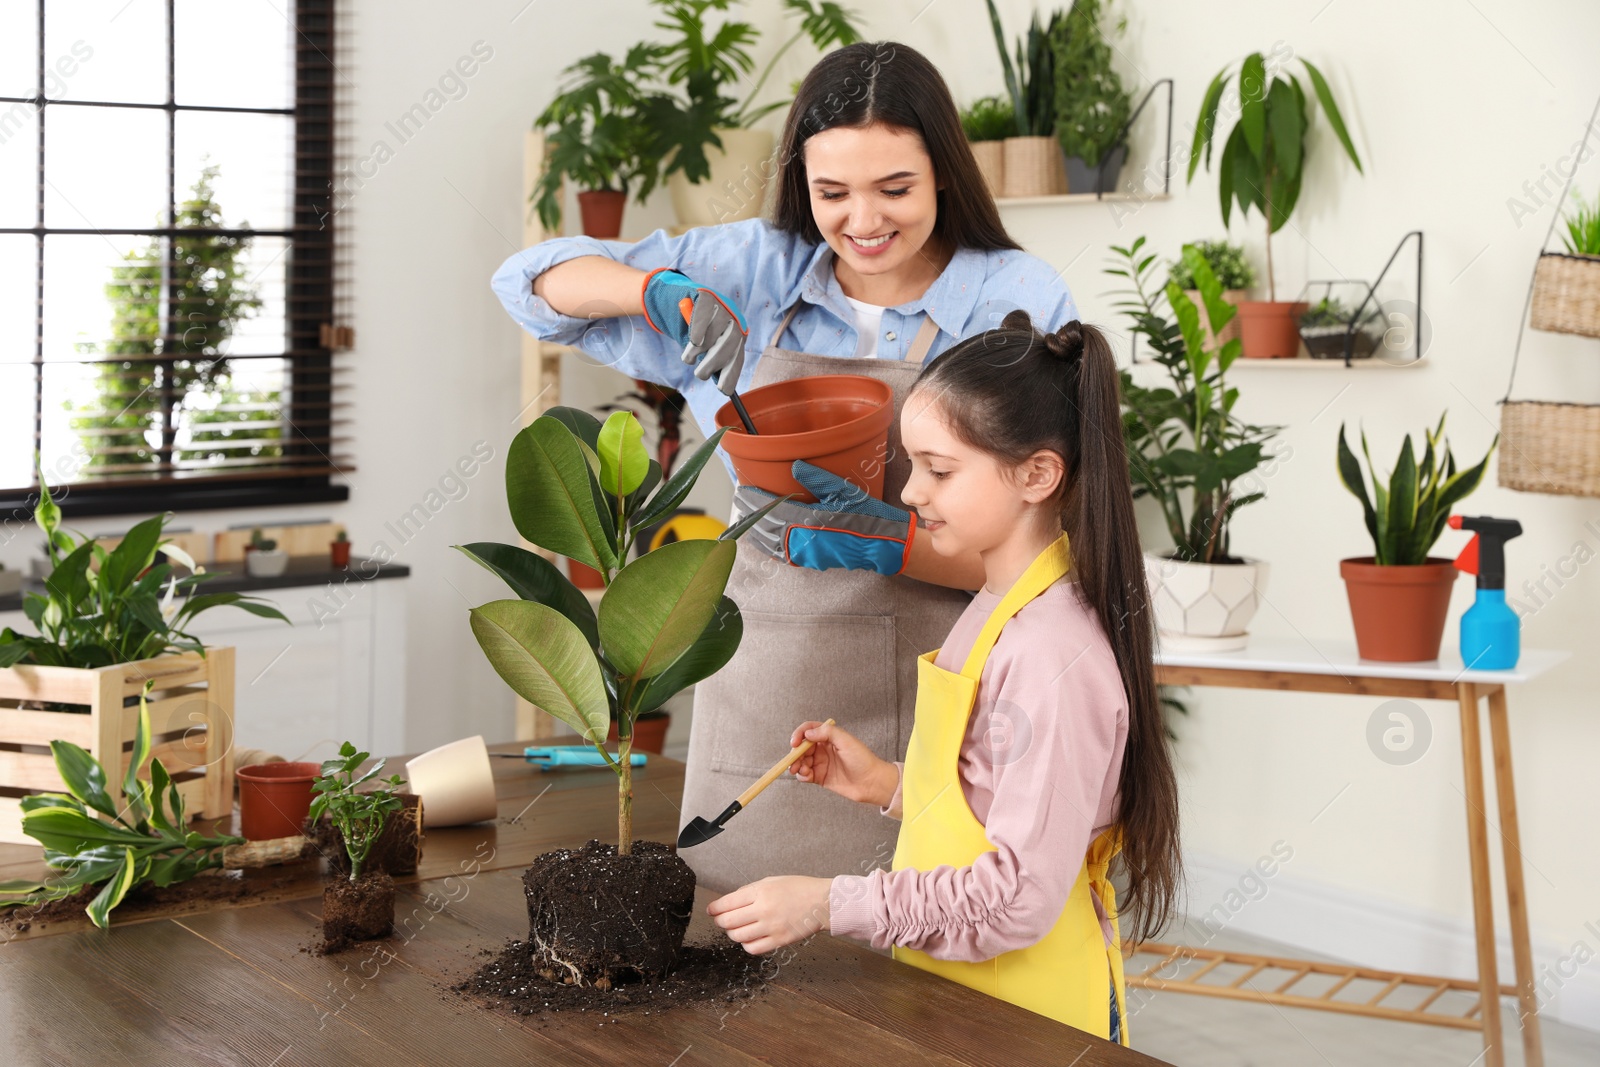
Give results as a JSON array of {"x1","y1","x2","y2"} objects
[
  {"x1": 960, "y1": 94, "x2": 1014, "y2": 200},
  {"x1": 1049, "y1": 0, "x2": 1132, "y2": 195},
  {"x1": 330, "y1": 527, "x2": 351, "y2": 568},
  {"x1": 987, "y1": 0, "x2": 1065, "y2": 197},
  {"x1": 244, "y1": 528, "x2": 287, "y2": 577},
  {"x1": 309, "y1": 741, "x2": 407, "y2": 950},
  {"x1": 1188, "y1": 50, "x2": 1363, "y2": 357},
  {"x1": 0, "y1": 472, "x2": 288, "y2": 840},
  {"x1": 647, "y1": 0, "x2": 862, "y2": 229},
  {"x1": 1110, "y1": 239, "x2": 1283, "y2": 650},
  {"x1": 456, "y1": 406, "x2": 781, "y2": 988},
  {"x1": 1300, "y1": 296, "x2": 1380, "y2": 360},
  {"x1": 1530, "y1": 189, "x2": 1600, "y2": 337},
  {"x1": 1170, "y1": 239, "x2": 1255, "y2": 347},
  {"x1": 531, "y1": 45, "x2": 664, "y2": 240},
  {"x1": 1336, "y1": 414, "x2": 1498, "y2": 662}
]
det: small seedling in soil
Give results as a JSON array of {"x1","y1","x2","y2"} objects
[{"x1": 310, "y1": 741, "x2": 406, "y2": 952}]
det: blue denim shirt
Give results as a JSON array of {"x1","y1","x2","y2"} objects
[{"x1": 490, "y1": 217, "x2": 1078, "y2": 443}]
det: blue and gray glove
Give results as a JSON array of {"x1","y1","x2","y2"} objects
[
  {"x1": 641, "y1": 267, "x2": 748, "y2": 396},
  {"x1": 735, "y1": 461, "x2": 917, "y2": 576}
]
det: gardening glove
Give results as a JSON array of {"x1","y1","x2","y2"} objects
[
  {"x1": 641, "y1": 267, "x2": 748, "y2": 396},
  {"x1": 734, "y1": 460, "x2": 916, "y2": 576}
]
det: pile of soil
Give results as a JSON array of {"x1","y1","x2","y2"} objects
[
  {"x1": 320, "y1": 870, "x2": 395, "y2": 954},
  {"x1": 523, "y1": 839, "x2": 694, "y2": 984},
  {"x1": 454, "y1": 937, "x2": 768, "y2": 1020},
  {"x1": 0, "y1": 869, "x2": 267, "y2": 934}
]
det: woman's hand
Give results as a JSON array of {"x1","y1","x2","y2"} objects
[
  {"x1": 788, "y1": 720, "x2": 898, "y2": 807},
  {"x1": 708, "y1": 876, "x2": 833, "y2": 955}
]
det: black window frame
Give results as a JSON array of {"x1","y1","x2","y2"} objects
[{"x1": 0, "y1": 0, "x2": 347, "y2": 520}]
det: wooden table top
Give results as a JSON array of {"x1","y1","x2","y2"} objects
[{"x1": 0, "y1": 742, "x2": 1168, "y2": 1066}]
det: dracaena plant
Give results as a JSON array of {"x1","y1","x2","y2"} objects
[
  {"x1": 0, "y1": 684, "x2": 246, "y2": 928},
  {"x1": 1109, "y1": 238, "x2": 1283, "y2": 564},
  {"x1": 0, "y1": 462, "x2": 289, "y2": 670},
  {"x1": 1188, "y1": 49, "x2": 1363, "y2": 301},
  {"x1": 307, "y1": 743, "x2": 406, "y2": 882},
  {"x1": 456, "y1": 408, "x2": 783, "y2": 856},
  {"x1": 1336, "y1": 413, "x2": 1498, "y2": 566}
]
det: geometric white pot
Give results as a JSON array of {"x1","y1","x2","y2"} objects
[
  {"x1": 405, "y1": 735, "x2": 498, "y2": 828},
  {"x1": 1143, "y1": 551, "x2": 1271, "y2": 652},
  {"x1": 244, "y1": 548, "x2": 290, "y2": 577}
]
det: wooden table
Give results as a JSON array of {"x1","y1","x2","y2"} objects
[
  {"x1": 1133, "y1": 639, "x2": 1568, "y2": 1067},
  {"x1": 0, "y1": 742, "x2": 1167, "y2": 1066}
]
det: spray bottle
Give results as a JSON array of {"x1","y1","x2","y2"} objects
[{"x1": 1449, "y1": 515, "x2": 1523, "y2": 670}]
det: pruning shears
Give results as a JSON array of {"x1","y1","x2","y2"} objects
[{"x1": 490, "y1": 746, "x2": 648, "y2": 772}]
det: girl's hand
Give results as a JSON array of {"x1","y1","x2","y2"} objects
[
  {"x1": 708, "y1": 876, "x2": 833, "y2": 955},
  {"x1": 788, "y1": 720, "x2": 898, "y2": 807}
]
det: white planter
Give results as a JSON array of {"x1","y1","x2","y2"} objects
[
  {"x1": 668, "y1": 127, "x2": 776, "y2": 229},
  {"x1": 245, "y1": 549, "x2": 289, "y2": 577},
  {"x1": 1144, "y1": 552, "x2": 1270, "y2": 652}
]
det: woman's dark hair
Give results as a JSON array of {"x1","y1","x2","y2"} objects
[
  {"x1": 910, "y1": 310, "x2": 1183, "y2": 944},
  {"x1": 772, "y1": 41, "x2": 1020, "y2": 254}
]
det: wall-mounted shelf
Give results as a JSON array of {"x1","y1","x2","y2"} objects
[
  {"x1": 997, "y1": 191, "x2": 1172, "y2": 208},
  {"x1": 1227, "y1": 355, "x2": 1427, "y2": 369}
]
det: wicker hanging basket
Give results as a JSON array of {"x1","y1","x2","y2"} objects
[
  {"x1": 1499, "y1": 94, "x2": 1600, "y2": 498},
  {"x1": 1529, "y1": 252, "x2": 1600, "y2": 337}
]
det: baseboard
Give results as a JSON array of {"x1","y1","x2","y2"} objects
[{"x1": 1177, "y1": 849, "x2": 1600, "y2": 1034}]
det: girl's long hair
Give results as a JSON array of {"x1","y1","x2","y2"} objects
[
  {"x1": 771, "y1": 41, "x2": 1020, "y2": 254},
  {"x1": 911, "y1": 310, "x2": 1183, "y2": 944}
]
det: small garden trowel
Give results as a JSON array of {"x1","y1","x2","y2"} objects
[{"x1": 676, "y1": 718, "x2": 834, "y2": 849}]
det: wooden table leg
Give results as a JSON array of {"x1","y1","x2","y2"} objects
[
  {"x1": 1487, "y1": 685, "x2": 1545, "y2": 1067},
  {"x1": 1458, "y1": 682, "x2": 1505, "y2": 1067}
]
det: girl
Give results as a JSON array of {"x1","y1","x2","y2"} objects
[
  {"x1": 492, "y1": 41, "x2": 1077, "y2": 896},
  {"x1": 706, "y1": 312, "x2": 1183, "y2": 1045}
]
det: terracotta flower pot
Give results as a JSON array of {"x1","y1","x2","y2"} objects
[
  {"x1": 1340, "y1": 557, "x2": 1460, "y2": 662},
  {"x1": 609, "y1": 713, "x2": 671, "y2": 755},
  {"x1": 236, "y1": 761, "x2": 321, "y2": 841},
  {"x1": 577, "y1": 190, "x2": 626, "y2": 239},
  {"x1": 330, "y1": 540, "x2": 351, "y2": 567},
  {"x1": 714, "y1": 374, "x2": 895, "y2": 501},
  {"x1": 1236, "y1": 301, "x2": 1309, "y2": 358}
]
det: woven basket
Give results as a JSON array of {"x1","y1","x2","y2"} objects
[
  {"x1": 969, "y1": 140, "x2": 1005, "y2": 201},
  {"x1": 1001, "y1": 136, "x2": 1066, "y2": 198},
  {"x1": 1530, "y1": 252, "x2": 1600, "y2": 337},
  {"x1": 1499, "y1": 400, "x2": 1600, "y2": 497}
]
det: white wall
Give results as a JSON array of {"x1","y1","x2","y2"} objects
[{"x1": 2, "y1": 0, "x2": 1596, "y2": 1029}]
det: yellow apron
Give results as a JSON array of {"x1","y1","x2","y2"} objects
[{"x1": 891, "y1": 532, "x2": 1129, "y2": 1045}]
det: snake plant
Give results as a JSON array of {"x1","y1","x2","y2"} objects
[{"x1": 1336, "y1": 413, "x2": 1498, "y2": 566}]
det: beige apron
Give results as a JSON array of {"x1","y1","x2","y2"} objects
[{"x1": 681, "y1": 301, "x2": 973, "y2": 895}]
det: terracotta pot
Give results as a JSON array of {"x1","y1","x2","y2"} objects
[
  {"x1": 1236, "y1": 301, "x2": 1309, "y2": 358},
  {"x1": 609, "y1": 714, "x2": 671, "y2": 755},
  {"x1": 968, "y1": 140, "x2": 1005, "y2": 200},
  {"x1": 668, "y1": 126, "x2": 776, "y2": 228},
  {"x1": 567, "y1": 559, "x2": 605, "y2": 589},
  {"x1": 330, "y1": 541, "x2": 351, "y2": 567},
  {"x1": 714, "y1": 374, "x2": 895, "y2": 501},
  {"x1": 236, "y1": 761, "x2": 322, "y2": 841},
  {"x1": 577, "y1": 190, "x2": 626, "y2": 239},
  {"x1": 1144, "y1": 552, "x2": 1270, "y2": 652},
  {"x1": 1340, "y1": 557, "x2": 1460, "y2": 662}
]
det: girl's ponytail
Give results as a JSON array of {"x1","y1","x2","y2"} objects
[{"x1": 916, "y1": 310, "x2": 1183, "y2": 944}]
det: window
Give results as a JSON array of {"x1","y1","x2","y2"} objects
[{"x1": 0, "y1": 0, "x2": 349, "y2": 519}]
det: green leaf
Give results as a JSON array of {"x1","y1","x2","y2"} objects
[
  {"x1": 719, "y1": 493, "x2": 793, "y2": 543},
  {"x1": 1266, "y1": 163, "x2": 1302, "y2": 234},
  {"x1": 632, "y1": 427, "x2": 729, "y2": 531},
  {"x1": 45, "y1": 542, "x2": 95, "y2": 613},
  {"x1": 543, "y1": 406, "x2": 604, "y2": 451},
  {"x1": 1217, "y1": 123, "x2": 1240, "y2": 227},
  {"x1": 21, "y1": 806, "x2": 149, "y2": 855},
  {"x1": 468, "y1": 600, "x2": 610, "y2": 743},
  {"x1": 101, "y1": 515, "x2": 166, "y2": 596},
  {"x1": 506, "y1": 417, "x2": 619, "y2": 570},
  {"x1": 1337, "y1": 424, "x2": 1379, "y2": 550},
  {"x1": 1181, "y1": 245, "x2": 1235, "y2": 334},
  {"x1": 597, "y1": 411, "x2": 649, "y2": 498},
  {"x1": 85, "y1": 849, "x2": 137, "y2": 929},
  {"x1": 1301, "y1": 59, "x2": 1362, "y2": 173},
  {"x1": 1266, "y1": 78, "x2": 1304, "y2": 185},
  {"x1": 625, "y1": 460, "x2": 663, "y2": 518},
  {"x1": 599, "y1": 538, "x2": 735, "y2": 682},
  {"x1": 454, "y1": 542, "x2": 598, "y2": 648},
  {"x1": 50, "y1": 741, "x2": 119, "y2": 822},
  {"x1": 1239, "y1": 53, "x2": 1267, "y2": 160},
  {"x1": 632, "y1": 597, "x2": 743, "y2": 715},
  {"x1": 1166, "y1": 282, "x2": 1210, "y2": 379},
  {"x1": 1188, "y1": 70, "x2": 1229, "y2": 181},
  {"x1": 123, "y1": 697, "x2": 152, "y2": 809}
]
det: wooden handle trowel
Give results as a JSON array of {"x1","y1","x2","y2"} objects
[{"x1": 676, "y1": 718, "x2": 834, "y2": 849}]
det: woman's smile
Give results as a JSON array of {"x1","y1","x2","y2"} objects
[{"x1": 847, "y1": 230, "x2": 898, "y2": 255}]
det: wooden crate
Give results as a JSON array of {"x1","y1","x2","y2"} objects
[{"x1": 0, "y1": 648, "x2": 235, "y2": 845}]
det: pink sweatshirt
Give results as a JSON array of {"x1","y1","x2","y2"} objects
[{"x1": 828, "y1": 577, "x2": 1128, "y2": 961}]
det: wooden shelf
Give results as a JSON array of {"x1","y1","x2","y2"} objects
[
  {"x1": 1224, "y1": 355, "x2": 1427, "y2": 369},
  {"x1": 996, "y1": 192, "x2": 1172, "y2": 207}
]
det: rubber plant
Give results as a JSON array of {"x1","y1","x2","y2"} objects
[
  {"x1": 1109, "y1": 238, "x2": 1283, "y2": 563},
  {"x1": 0, "y1": 462, "x2": 288, "y2": 670},
  {"x1": 456, "y1": 408, "x2": 784, "y2": 856},
  {"x1": 0, "y1": 684, "x2": 246, "y2": 928},
  {"x1": 1188, "y1": 50, "x2": 1363, "y2": 301}
]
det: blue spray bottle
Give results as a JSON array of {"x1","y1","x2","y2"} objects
[{"x1": 1449, "y1": 514, "x2": 1523, "y2": 671}]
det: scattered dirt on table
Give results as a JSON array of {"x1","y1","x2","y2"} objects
[
  {"x1": 453, "y1": 936, "x2": 769, "y2": 1020},
  {"x1": 0, "y1": 869, "x2": 261, "y2": 932}
]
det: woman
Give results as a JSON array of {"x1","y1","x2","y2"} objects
[{"x1": 492, "y1": 41, "x2": 1076, "y2": 895}]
